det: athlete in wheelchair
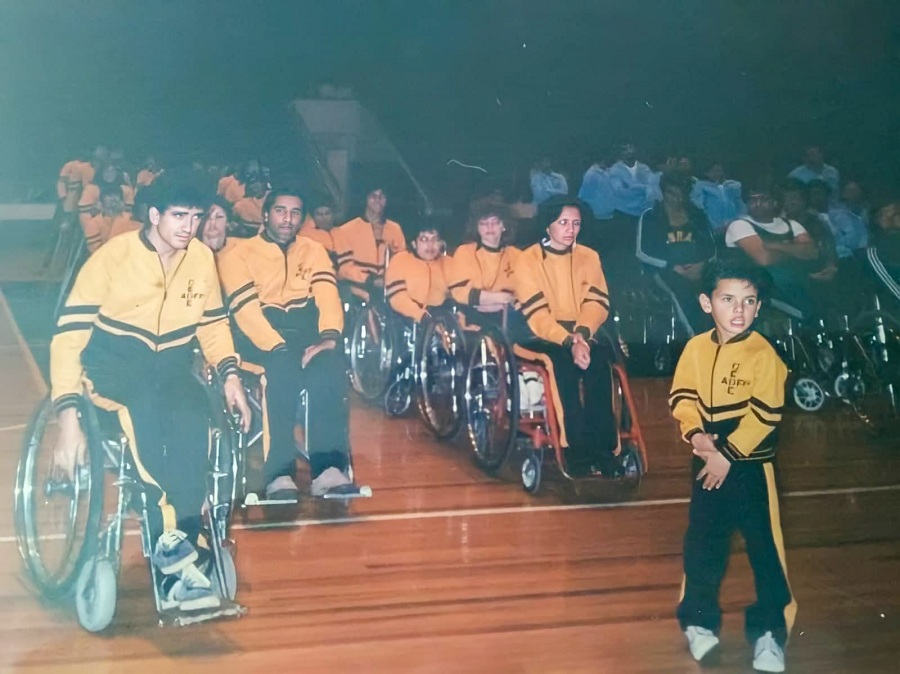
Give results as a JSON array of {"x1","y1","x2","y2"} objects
[
  {"x1": 20, "y1": 178, "x2": 252, "y2": 631},
  {"x1": 464, "y1": 196, "x2": 648, "y2": 492},
  {"x1": 218, "y1": 188, "x2": 368, "y2": 501}
]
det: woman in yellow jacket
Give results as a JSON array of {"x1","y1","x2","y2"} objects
[
  {"x1": 513, "y1": 196, "x2": 619, "y2": 477},
  {"x1": 448, "y1": 203, "x2": 524, "y2": 331},
  {"x1": 385, "y1": 223, "x2": 450, "y2": 322}
]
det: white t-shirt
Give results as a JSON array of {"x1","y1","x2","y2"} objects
[{"x1": 724, "y1": 217, "x2": 807, "y2": 248}]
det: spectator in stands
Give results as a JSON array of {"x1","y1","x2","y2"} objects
[
  {"x1": 609, "y1": 143, "x2": 662, "y2": 218},
  {"x1": 827, "y1": 180, "x2": 870, "y2": 260},
  {"x1": 690, "y1": 161, "x2": 745, "y2": 234},
  {"x1": 636, "y1": 174, "x2": 715, "y2": 334},
  {"x1": 530, "y1": 155, "x2": 569, "y2": 205},
  {"x1": 780, "y1": 179, "x2": 838, "y2": 283},
  {"x1": 578, "y1": 157, "x2": 615, "y2": 223},
  {"x1": 724, "y1": 185, "x2": 818, "y2": 318},
  {"x1": 788, "y1": 145, "x2": 840, "y2": 196},
  {"x1": 866, "y1": 202, "x2": 900, "y2": 306}
]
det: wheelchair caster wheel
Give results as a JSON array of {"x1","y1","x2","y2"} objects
[
  {"x1": 834, "y1": 372, "x2": 865, "y2": 401},
  {"x1": 792, "y1": 377, "x2": 825, "y2": 412},
  {"x1": 652, "y1": 346, "x2": 672, "y2": 375},
  {"x1": 385, "y1": 378, "x2": 412, "y2": 417},
  {"x1": 521, "y1": 453, "x2": 542, "y2": 494},
  {"x1": 75, "y1": 558, "x2": 117, "y2": 633},
  {"x1": 619, "y1": 443, "x2": 644, "y2": 480}
]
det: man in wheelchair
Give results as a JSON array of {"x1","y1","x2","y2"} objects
[
  {"x1": 218, "y1": 187, "x2": 358, "y2": 500},
  {"x1": 513, "y1": 195, "x2": 622, "y2": 477},
  {"x1": 50, "y1": 176, "x2": 252, "y2": 611}
]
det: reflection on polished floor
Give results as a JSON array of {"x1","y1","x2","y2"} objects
[{"x1": 0, "y1": 293, "x2": 898, "y2": 673}]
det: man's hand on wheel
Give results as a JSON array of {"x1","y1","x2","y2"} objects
[
  {"x1": 53, "y1": 407, "x2": 86, "y2": 481},
  {"x1": 223, "y1": 374, "x2": 252, "y2": 433}
]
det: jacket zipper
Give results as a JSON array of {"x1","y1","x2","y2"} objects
[{"x1": 709, "y1": 342, "x2": 721, "y2": 423}]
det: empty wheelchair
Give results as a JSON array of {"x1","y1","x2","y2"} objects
[
  {"x1": 14, "y1": 373, "x2": 244, "y2": 632},
  {"x1": 464, "y1": 324, "x2": 648, "y2": 494}
]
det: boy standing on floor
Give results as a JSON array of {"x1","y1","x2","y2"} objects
[{"x1": 669, "y1": 261, "x2": 796, "y2": 673}]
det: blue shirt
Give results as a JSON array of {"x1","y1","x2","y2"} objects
[
  {"x1": 690, "y1": 179, "x2": 745, "y2": 233},
  {"x1": 608, "y1": 161, "x2": 661, "y2": 217},
  {"x1": 530, "y1": 170, "x2": 568, "y2": 205},
  {"x1": 825, "y1": 205, "x2": 869, "y2": 258},
  {"x1": 788, "y1": 164, "x2": 841, "y2": 196},
  {"x1": 577, "y1": 164, "x2": 615, "y2": 220}
]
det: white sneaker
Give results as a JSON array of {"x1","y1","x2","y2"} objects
[
  {"x1": 265, "y1": 475, "x2": 299, "y2": 500},
  {"x1": 310, "y1": 467, "x2": 352, "y2": 496},
  {"x1": 753, "y1": 631, "x2": 785, "y2": 673},
  {"x1": 158, "y1": 562, "x2": 221, "y2": 612},
  {"x1": 684, "y1": 625, "x2": 720, "y2": 662}
]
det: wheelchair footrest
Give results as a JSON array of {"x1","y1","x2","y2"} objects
[
  {"x1": 158, "y1": 600, "x2": 247, "y2": 627},
  {"x1": 321, "y1": 484, "x2": 373, "y2": 499},
  {"x1": 241, "y1": 493, "x2": 298, "y2": 507}
]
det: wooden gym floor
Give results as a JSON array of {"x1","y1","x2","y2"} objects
[{"x1": 0, "y1": 288, "x2": 897, "y2": 673}]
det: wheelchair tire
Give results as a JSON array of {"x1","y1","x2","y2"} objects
[
  {"x1": 212, "y1": 546, "x2": 238, "y2": 602},
  {"x1": 416, "y1": 313, "x2": 466, "y2": 440},
  {"x1": 350, "y1": 303, "x2": 398, "y2": 403},
  {"x1": 14, "y1": 396, "x2": 104, "y2": 599},
  {"x1": 465, "y1": 326, "x2": 519, "y2": 473},
  {"x1": 384, "y1": 376, "x2": 413, "y2": 417},
  {"x1": 75, "y1": 558, "x2": 117, "y2": 633},
  {"x1": 521, "y1": 453, "x2": 542, "y2": 494}
]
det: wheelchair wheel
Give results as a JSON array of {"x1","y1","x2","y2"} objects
[
  {"x1": 75, "y1": 557, "x2": 117, "y2": 633},
  {"x1": 384, "y1": 376, "x2": 413, "y2": 417},
  {"x1": 611, "y1": 365, "x2": 644, "y2": 484},
  {"x1": 212, "y1": 546, "x2": 238, "y2": 602},
  {"x1": 14, "y1": 397, "x2": 104, "y2": 599},
  {"x1": 792, "y1": 377, "x2": 826, "y2": 412},
  {"x1": 416, "y1": 313, "x2": 466, "y2": 439},
  {"x1": 847, "y1": 311, "x2": 900, "y2": 432},
  {"x1": 349, "y1": 303, "x2": 397, "y2": 402},
  {"x1": 521, "y1": 452, "x2": 542, "y2": 494},
  {"x1": 465, "y1": 325, "x2": 519, "y2": 473}
]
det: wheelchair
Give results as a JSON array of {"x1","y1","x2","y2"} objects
[
  {"x1": 348, "y1": 301, "x2": 468, "y2": 439},
  {"x1": 235, "y1": 361, "x2": 372, "y2": 504},
  {"x1": 463, "y1": 323, "x2": 649, "y2": 495},
  {"x1": 14, "y1": 372, "x2": 245, "y2": 632}
]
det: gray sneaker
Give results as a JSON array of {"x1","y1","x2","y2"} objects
[
  {"x1": 684, "y1": 625, "x2": 720, "y2": 662},
  {"x1": 753, "y1": 631, "x2": 785, "y2": 673},
  {"x1": 265, "y1": 475, "x2": 299, "y2": 501},
  {"x1": 310, "y1": 467, "x2": 352, "y2": 496},
  {"x1": 151, "y1": 529, "x2": 199, "y2": 575},
  {"x1": 159, "y1": 562, "x2": 221, "y2": 612}
]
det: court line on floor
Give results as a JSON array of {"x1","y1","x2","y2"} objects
[
  {"x1": 0, "y1": 287, "x2": 48, "y2": 396},
  {"x1": 2, "y1": 483, "x2": 897, "y2": 544},
  {"x1": 0, "y1": 423, "x2": 26, "y2": 433}
]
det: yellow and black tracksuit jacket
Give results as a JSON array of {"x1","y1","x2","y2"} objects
[
  {"x1": 218, "y1": 232, "x2": 344, "y2": 351},
  {"x1": 513, "y1": 242, "x2": 611, "y2": 345},
  {"x1": 385, "y1": 251, "x2": 449, "y2": 322},
  {"x1": 78, "y1": 183, "x2": 136, "y2": 224},
  {"x1": 57, "y1": 160, "x2": 93, "y2": 212},
  {"x1": 299, "y1": 217, "x2": 335, "y2": 252},
  {"x1": 233, "y1": 195, "x2": 265, "y2": 230},
  {"x1": 50, "y1": 230, "x2": 239, "y2": 413},
  {"x1": 217, "y1": 174, "x2": 237, "y2": 198},
  {"x1": 448, "y1": 242, "x2": 520, "y2": 306},
  {"x1": 81, "y1": 213, "x2": 141, "y2": 253},
  {"x1": 332, "y1": 217, "x2": 406, "y2": 293},
  {"x1": 222, "y1": 178, "x2": 246, "y2": 204},
  {"x1": 669, "y1": 329, "x2": 787, "y2": 462}
]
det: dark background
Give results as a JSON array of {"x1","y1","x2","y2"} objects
[{"x1": 2, "y1": 0, "x2": 900, "y2": 199}]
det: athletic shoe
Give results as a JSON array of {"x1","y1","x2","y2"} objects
[
  {"x1": 159, "y1": 562, "x2": 221, "y2": 612},
  {"x1": 151, "y1": 529, "x2": 199, "y2": 575},
  {"x1": 265, "y1": 475, "x2": 299, "y2": 501},
  {"x1": 753, "y1": 631, "x2": 785, "y2": 673},
  {"x1": 685, "y1": 625, "x2": 720, "y2": 662},
  {"x1": 310, "y1": 467, "x2": 352, "y2": 496}
]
